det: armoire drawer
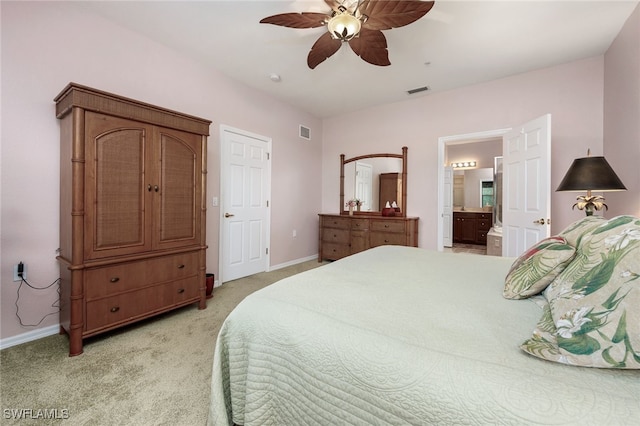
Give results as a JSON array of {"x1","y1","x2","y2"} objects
[
  {"x1": 85, "y1": 252, "x2": 199, "y2": 299},
  {"x1": 85, "y1": 277, "x2": 199, "y2": 332},
  {"x1": 370, "y1": 219, "x2": 406, "y2": 234}
]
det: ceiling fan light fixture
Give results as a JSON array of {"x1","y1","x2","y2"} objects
[{"x1": 327, "y1": 11, "x2": 361, "y2": 41}]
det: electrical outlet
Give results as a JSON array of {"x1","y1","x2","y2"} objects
[
  {"x1": 292, "y1": 229, "x2": 297, "y2": 238},
  {"x1": 13, "y1": 262, "x2": 26, "y2": 282}
]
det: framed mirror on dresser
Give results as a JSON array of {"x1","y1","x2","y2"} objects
[{"x1": 319, "y1": 147, "x2": 419, "y2": 261}]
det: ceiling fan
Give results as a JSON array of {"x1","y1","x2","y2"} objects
[{"x1": 260, "y1": 0, "x2": 435, "y2": 69}]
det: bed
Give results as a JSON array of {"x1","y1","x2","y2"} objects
[{"x1": 209, "y1": 217, "x2": 640, "y2": 425}]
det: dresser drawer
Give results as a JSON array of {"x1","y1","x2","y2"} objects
[
  {"x1": 322, "y1": 216, "x2": 351, "y2": 230},
  {"x1": 370, "y1": 219, "x2": 406, "y2": 234},
  {"x1": 322, "y1": 228, "x2": 350, "y2": 244},
  {"x1": 350, "y1": 218, "x2": 369, "y2": 230},
  {"x1": 321, "y1": 242, "x2": 350, "y2": 260},
  {"x1": 85, "y1": 277, "x2": 198, "y2": 332},
  {"x1": 85, "y1": 252, "x2": 199, "y2": 299},
  {"x1": 370, "y1": 232, "x2": 407, "y2": 247}
]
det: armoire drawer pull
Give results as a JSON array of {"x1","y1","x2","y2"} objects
[
  {"x1": 110, "y1": 277, "x2": 120, "y2": 283},
  {"x1": 177, "y1": 264, "x2": 185, "y2": 269},
  {"x1": 177, "y1": 288, "x2": 185, "y2": 294},
  {"x1": 384, "y1": 224, "x2": 389, "y2": 228},
  {"x1": 110, "y1": 306, "x2": 120, "y2": 313}
]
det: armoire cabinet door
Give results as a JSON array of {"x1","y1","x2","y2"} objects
[
  {"x1": 84, "y1": 113, "x2": 203, "y2": 259},
  {"x1": 84, "y1": 112, "x2": 154, "y2": 260},
  {"x1": 153, "y1": 127, "x2": 202, "y2": 250}
]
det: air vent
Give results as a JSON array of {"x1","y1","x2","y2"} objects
[
  {"x1": 299, "y1": 125, "x2": 311, "y2": 140},
  {"x1": 407, "y1": 86, "x2": 430, "y2": 95}
]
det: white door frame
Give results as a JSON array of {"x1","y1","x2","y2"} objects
[
  {"x1": 437, "y1": 128, "x2": 511, "y2": 251},
  {"x1": 219, "y1": 125, "x2": 272, "y2": 282}
]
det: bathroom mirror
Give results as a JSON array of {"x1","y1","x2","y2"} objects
[{"x1": 340, "y1": 147, "x2": 407, "y2": 216}]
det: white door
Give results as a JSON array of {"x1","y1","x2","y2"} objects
[
  {"x1": 502, "y1": 114, "x2": 551, "y2": 257},
  {"x1": 355, "y1": 161, "x2": 373, "y2": 211},
  {"x1": 220, "y1": 127, "x2": 271, "y2": 282},
  {"x1": 443, "y1": 166, "x2": 454, "y2": 247}
]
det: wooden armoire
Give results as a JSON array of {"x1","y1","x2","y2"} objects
[{"x1": 54, "y1": 83, "x2": 211, "y2": 356}]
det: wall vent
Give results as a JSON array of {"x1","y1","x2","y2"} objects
[
  {"x1": 407, "y1": 86, "x2": 430, "y2": 95},
  {"x1": 299, "y1": 125, "x2": 311, "y2": 140}
]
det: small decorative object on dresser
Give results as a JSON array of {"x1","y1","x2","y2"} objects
[{"x1": 55, "y1": 83, "x2": 211, "y2": 356}]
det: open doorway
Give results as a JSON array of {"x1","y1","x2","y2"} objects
[
  {"x1": 437, "y1": 128, "x2": 510, "y2": 254},
  {"x1": 437, "y1": 115, "x2": 552, "y2": 257}
]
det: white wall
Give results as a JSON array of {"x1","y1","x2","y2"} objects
[{"x1": 0, "y1": 2, "x2": 322, "y2": 341}]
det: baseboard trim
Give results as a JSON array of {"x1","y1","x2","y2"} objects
[
  {"x1": 0, "y1": 324, "x2": 60, "y2": 351},
  {"x1": 269, "y1": 254, "x2": 319, "y2": 272}
]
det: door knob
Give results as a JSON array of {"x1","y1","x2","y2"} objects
[
  {"x1": 224, "y1": 213, "x2": 234, "y2": 218},
  {"x1": 533, "y1": 218, "x2": 545, "y2": 224}
]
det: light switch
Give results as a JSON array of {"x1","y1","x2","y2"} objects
[{"x1": 212, "y1": 196, "x2": 219, "y2": 207}]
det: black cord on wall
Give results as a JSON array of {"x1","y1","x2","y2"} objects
[{"x1": 15, "y1": 277, "x2": 61, "y2": 327}]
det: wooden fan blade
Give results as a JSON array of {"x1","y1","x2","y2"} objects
[
  {"x1": 260, "y1": 12, "x2": 328, "y2": 29},
  {"x1": 307, "y1": 32, "x2": 343, "y2": 69},
  {"x1": 324, "y1": 0, "x2": 341, "y2": 13},
  {"x1": 348, "y1": 28, "x2": 390, "y2": 66},
  {"x1": 358, "y1": 0, "x2": 435, "y2": 30}
]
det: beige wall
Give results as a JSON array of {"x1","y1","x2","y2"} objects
[{"x1": 604, "y1": 4, "x2": 640, "y2": 217}]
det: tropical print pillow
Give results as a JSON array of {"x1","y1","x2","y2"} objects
[
  {"x1": 503, "y1": 237, "x2": 575, "y2": 299},
  {"x1": 524, "y1": 215, "x2": 640, "y2": 368},
  {"x1": 558, "y1": 215, "x2": 605, "y2": 247}
]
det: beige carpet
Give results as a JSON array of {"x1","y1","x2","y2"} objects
[{"x1": 0, "y1": 260, "x2": 325, "y2": 426}]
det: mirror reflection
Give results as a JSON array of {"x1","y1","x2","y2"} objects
[
  {"x1": 344, "y1": 158, "x2": 403, "y2": 212},
  {"x1": 452, "y1": 168, "x2": 495, "y2": 210}
]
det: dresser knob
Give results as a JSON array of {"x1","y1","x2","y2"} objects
[
  {"x1": 110, "y1": 306, "x2": 120, "y2": 313},
  {"x1": 178, "y1": 264, "x2": 185, "y2": 269},
  {"x1": 177, "y1": 288, "x2": 185, "y2": 294},
  {"x1": 385, "y1": 224, "x2": 389, "y2": 228},
  {"x1": 110, "y1": 277, "x2": 120, "y2": 283}
]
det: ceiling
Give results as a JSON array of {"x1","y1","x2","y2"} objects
[{"x1": 76, "y1": 1, "x2": 638, "y2": 118}]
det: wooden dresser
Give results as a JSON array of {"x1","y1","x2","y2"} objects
[
  {"x1": 55, "y1": 83, "x2": 211, "y2": 356},
  {"x1": 318, "y1": 214, "x2": 419, "y2": 261},
  {"x1": 453, "y1": 211, "x2": 492, "y2": 245}
]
